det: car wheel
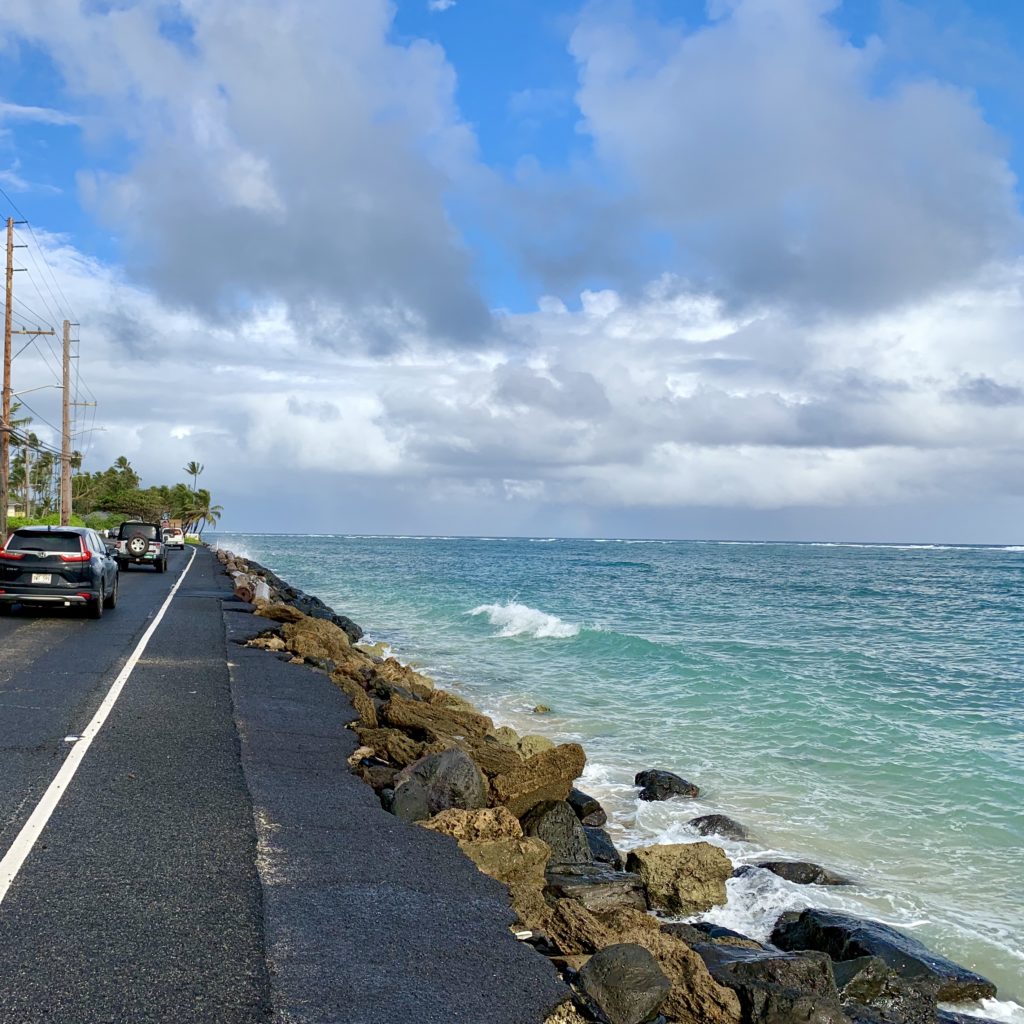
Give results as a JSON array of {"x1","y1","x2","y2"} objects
[
  {"x1": 104, "y1": 574, "x2": 119, "y2": 609},
  {"x1": 88, "y1": 591, "x2": 104, "y2": 619}
]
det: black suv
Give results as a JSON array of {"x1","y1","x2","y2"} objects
[
  {"x1": 0, "y1": 526, "x2": 119, "y2": 618},
  {"x1": 115, "y1": 521, "x2": 169, "y2": 572}
]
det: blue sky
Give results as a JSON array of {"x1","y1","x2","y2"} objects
[{"x1": 1, "y1": 0, "x2": 1022, "y2": 540}]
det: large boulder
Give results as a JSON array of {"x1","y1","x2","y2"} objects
[
  {"x1": 545, "y1": 863, "x2": 647, "y2": 915},
  {"x1": 696, "y1": 943, "x2": 847, "y2": 1024},
  {"x1": 381, "y1": 694, "x2": 494, "y2": 743},
  {"x1": 635, "y1": 769, "x2": 699, "y2": 801},
  {"x1": 545, "y1": 898, "x2": 619, "y2": 955},
  {"x1": 374, "y1": 657, "x2": 435, "y2": 699},
  {"x1": 421, "y1": 806, "x2": 524, "y2": 842},
  {"x1": 665, "y1": 923, "x2": 764, "y2": 951},
  {"x1": 389, "y1": 748, "x2": 487, "y2": 822},
  {"x1": 584, "y1": 826, "x2": 624, "y2": 870},
  {"x1": 518, "y1": 733, "x2": 556, "y2": 759},
  {"x1": 625, "y1": 842, "x2": 733, "y2": 914},
  {"x1": 832, "y1": 956, "x2": 938, "y2": 1024},
  {"x1": 458, "y1": 835, "x2": 551, "y2": 891},
  {"x1": 568, "y1": 787, "x2": 608, "y2": 827},
  {"x1": 288, "y1": 591, "x2": 363, "y2": 642},
  {"x1": 741, "y1": 861, "x2": 850, "y2": 886},
  {"x1": 354, "y1": 726, "x2": 439, "y2": 768},
  {"x1": 462, "y1": 735, "x2": 524, "y2": 779},
  {"x1": 770, "y1": 910, "x2": 997, "y2": 1003},
  {"x1": 491, "y1": 743, "x2": 587, "y2": 817},
  {"x1": 330, "y1": 672, "x2": 378, "y2": 728},
  {"x1": 576, "y1": 944, "x2": 672, "y2": 1024},
  {"x1": 521, "y1": 801, "x2": 593, "y2": 865},
  {"x1": 281, "y1": 616, "x2": 355, "y2": 664},
  {"x1": 689, "y1": 814, "x2": 751, "y2": 842}
]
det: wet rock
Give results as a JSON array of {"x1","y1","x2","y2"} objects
[
  {"x1": 584, "y1": 826, "x2": 624, "y2": 870},
  {"x1": 770, "y1": 909, "x2": 997, "y2": 1003},
  {"x1": 741, "y1": 861, "x2": 851, "y2": 886},
  {"x1": 696, "y1": 943, "x2": 847, "y2": 1024},
  {"x1": 545, "y1": 863, "x2": 647, "y2": 915},
  {"x1": 533, "y1": 704, "x2": 553, "y2": 714},
  {"x1": 663, "y1": 923, "x2": 764, "y2": 950},
  {"x1": 568, "y1": 787, "x2": 608, "y2": 827},
  {"x1": 518, "y1": 734, "x2": 556, "y2": 759},
  {"x1": 491, "y1": 742, "x2": 587, "y2": 817},
  {"x1": 389, "y1": 748, "x2": 487, "y2": 822},
  {"x1": 832, "y1": 955, "x2": 938, "y2": 1024},
  {"x1": 635, "y1": 769, "x2": 700, "y2": 802},
  {"x1": 421, "y1": 806, "x2": 524, "y2": 842},
  {"x1": 577, "y1": 944, "x2": 672, "y2": 1024},
  {"x1": 625, "y1": 842, "x2": 732, "y2": 914},
  {"x1": 689, "y1": 814, "x2": 751, "y2": 842},
  {"x1": 521, "y1": 801, "x2": 593, "y2": 865}
]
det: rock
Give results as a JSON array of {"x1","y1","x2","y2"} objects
[
  {"x1": 568, "y1": 787, "x2": 608, "y2": 827},
  {"x1": 635, "y1": 769, "x2": 700, "y2": 801},
  {"x1": 544, "y1": 1001, "x2": 590, "y2": 1024},
  {"x1": 421, "y1": 806, "x2": 524, "y2": 842},
  {"x1": 518, "y1": 734, "x2": 556, "y2": 759},
  {"x1": 330, "y1": 672, "x2": 378, "y2": 728},
  {"x1": 770, "y1": 909, "x2": 997, "y2": 1003},
  {"x1": 281, "y1": 616, "x2": 354, "y2": 664},
  {"x1": 493, "y1": 725, "x2": 520, "y2": 747},
  {"x1": 689, "y1": 814, "x2": 751, "y2": 842},
  {"x1": 601, "y1": 910, "x2": 742, "y2": 1024},
  {"x1": 664, "y1": 923, "x2": 764, "y2": 950},
  {"x1": 389, "y1": 748, "x2": 487, "y2": 822},
  {"x1": 462, "y1": 735, "x2": 523, "y2": 779},
  {"x1": 584, "y1": 826, "x2": 624, "y2": 870},
  {"x1": 521, "y1": 800, "x2": 593, "y2": 866},
  {"x1": 577, "y1": 944, "x2": 672, "y2": 1024},
  {"x1": 458, "y1": 836, "x2": 551, "y2": 891},
  {"x1": 253, "y1": 601, "x2": 306, "y2": 624},
  {"x1": 696, "y1": 943, "x2": 847, "y2": 1024},
  {"x1": 545, "y1": 863, "x2": 647, "y2": 915},
  {"x1": 744, "y1": 861, "x2": 851, "y2": 886},
  {"x1": 625, "y1": 842, "x2": 732, "y2": 914},
  {"x1": 381, "y1": 694, "x2": 495, "y2": 742},
  {"x1": 353, "y1": 726, "x2": 444, "y2": 767},
  {"x1": 832, "y1": 955, "x2": 937, "y2": 1024},
  {"x1": 289, "y1": 591, "x2": 363, "y2": 642},
  {"x1": 347, "y1": 745, "x2": 376, "y2": 767},
  {"x1": 545, "y1": 899, "x2": 619, "y2": 955},
  {"x1": 491, "y1": 742, "x2": 587, "y2": 817},
  {"x1": 358, "y1": 764, "x2": 398, "y2": 793},
  {"x1": 533, "y1": 704, "x2": 553, "y2": 714},
  {"x1": 374, "y1": 657, "x2": 434, "y2": 699}
]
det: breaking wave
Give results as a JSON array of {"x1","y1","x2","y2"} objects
[{"x1": 469, "y1": 601, "x2": 581, "y2": 639}]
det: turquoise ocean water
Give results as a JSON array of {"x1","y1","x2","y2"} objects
[{"x1": 213, "y1": 534, "x2": 1023, "y2": 1016}]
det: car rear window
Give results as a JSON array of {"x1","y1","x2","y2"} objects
[
  {"x1": 120, "y1": 523, "x2": 159, "y2": 539},
  {"x1": 8, "y1": 531, "x2": 84, "y2": 553}
]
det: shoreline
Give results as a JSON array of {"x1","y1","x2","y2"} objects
[{"x1": 214, "y1": 544, "x2": 1018, "y2": 1024}]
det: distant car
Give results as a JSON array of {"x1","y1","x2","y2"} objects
[
  {"x1": 0, "y1": 525, "x2": 118, "y2": 618},
  {"x1": 115, "y1": 520, "x2": 168, "y2": 572},
  {"x1": 161, "y1": 527, "x2": 185, "y2": 550}
]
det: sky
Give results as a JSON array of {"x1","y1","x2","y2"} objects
[{"x1": 0, "y1": 0, "x2": 1022, "y2": 541}]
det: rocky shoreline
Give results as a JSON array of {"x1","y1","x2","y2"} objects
[{"x1": 215, "y1": 548, "x2": 1004, "y2": 1024}]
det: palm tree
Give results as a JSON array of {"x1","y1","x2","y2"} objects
[{"x1": 184, "y1": 461, "x2": 204, "y2": 493}]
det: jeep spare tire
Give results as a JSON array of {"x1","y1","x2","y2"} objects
[{"x1": 126, "y1": 534, "x2": 149, "y2": 557}]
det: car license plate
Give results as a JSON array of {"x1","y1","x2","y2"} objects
[{"x1": 32, "y1": 573, "x2": 52, "y2": 584}]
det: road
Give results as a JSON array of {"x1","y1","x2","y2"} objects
[{"x1": 0, "y1": 545, "x2": 567, "y2": 1023}]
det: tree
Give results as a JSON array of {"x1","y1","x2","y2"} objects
[{"x1": 184, "y1": 461, "x2": 204, "y2": 492}]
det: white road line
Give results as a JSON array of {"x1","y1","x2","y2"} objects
[{"x1": 0, "y1": 547, "x2": 198, "y2": 906}]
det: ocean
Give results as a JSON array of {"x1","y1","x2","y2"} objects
[{"x1": 212, "y1": 533, "x2": 1023, "y2": 1017}]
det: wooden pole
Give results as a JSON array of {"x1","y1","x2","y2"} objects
[
  {"x1": 1, "y1": 216, "x2": 13, "y2": 541},
  {"x1": 61, "y1": 319, "x2": 71, "y2": 525}
]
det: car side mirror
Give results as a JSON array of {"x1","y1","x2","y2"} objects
[{"x1": 105, "y1": 544, "x2": 117, "y2": 555}]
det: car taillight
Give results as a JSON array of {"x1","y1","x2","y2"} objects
[
  {"x1": 60, "y1": 538, "x2": 91, "y2": 563},
  {"x1": 0, "y1": 550, "x2": 25, "y2": 560}
]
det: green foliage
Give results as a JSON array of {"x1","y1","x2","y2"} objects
[{"x1": 9, "y1": 513, "x2": 87, "y2": 529}]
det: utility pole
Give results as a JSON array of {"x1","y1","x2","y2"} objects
[
  {"x1": 61, "y1": 319, "x2": 71, "y2": 525},
  {"x1": 1, "y1": 216, "x2": 56, "y2": 538}
]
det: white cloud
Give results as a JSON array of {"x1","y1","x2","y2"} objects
[{"x1": 428, "y1": 0, "x2": 457, "y2": 11}]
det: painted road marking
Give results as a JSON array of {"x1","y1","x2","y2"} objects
[{"x1": 0, "y1": 546, "x2": 197, "y2": 906}]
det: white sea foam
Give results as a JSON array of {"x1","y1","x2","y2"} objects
[
  {"x1": 469, "y1": 601, "x2": 581, "y2": 639},
  {"x1": 529, "y1": 538, "x2": 558, "y2": 543},
  {"x1": 999, "y1": 546, "x2": 1024, "y2": 553},
  {"x1": 948, "y1": 999, "x2": 1024, "y2": 1024}
]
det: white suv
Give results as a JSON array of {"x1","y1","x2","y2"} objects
[{"x1": 161, "y1": 527, "x2": 185, "y2": 550}]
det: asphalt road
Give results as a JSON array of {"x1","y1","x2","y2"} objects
[{"x1": 0, "y1": 546, "x2": 567, "y2": 1023}]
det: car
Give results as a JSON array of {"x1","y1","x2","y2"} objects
[
  {"x1": 161, "y1": 527, "x2": 185, "y2": 550},
  {"x1": 115, "y1": 520, "x2": 169, "y2": 572},
  {"x1": 0, "y1": 525, "x2": 119, "y2": 618}
]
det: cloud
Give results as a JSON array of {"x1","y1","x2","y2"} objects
[
  {"x1": 428, "y1": 0, "x2": 457, "y2": 10},
  {"x1": 563, "y1": 0, "x2": 1022, "y2": 313},
  {"x1": 0, "y1": 0, "x2": 489, "y2": 349},
  {"x1": 0, "y1": 100, "x2": 79, "y2": 126}
]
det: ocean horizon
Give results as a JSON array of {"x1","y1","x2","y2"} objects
[{"x1": 213, "y1": 532, "x2": 1023, "y2": 1019}]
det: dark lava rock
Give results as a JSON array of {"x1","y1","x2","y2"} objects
[
  {"x1": 568, "y1": 787, "x2": 608, "y2": 827},
  {"x1": 584, "y1": 826, "x2": 624, "y2": 870},
  {"x1": 303, "y1": 655, "x2": 336, "y2": 673},
  {"x1": 686, "y1": 923, "x2": 766, "y2": 949},
  {"x1": 689, "y1": 814, "x2": 751, "y2": 842},
  {"x1": 696, "y1": 943, "x2": 847, "y2": 1024},
  {"x1": 833, "y1": 955, "x2": 938, "y2": 1024},
  {"x1": 521, "y1": 800, "x2": 593, "y2": 865},
  {"x1": 737, "y1": 861, "x2": 851, "y2": 886},
  {"x1": 577, "y1": 943, "x2": 672, "y2": 1024},
  {"x1": 358, "y1": 764, "x2": 398, "y2": 793},
  {"x1": 634, "y1": 769, "x2": 700, "y2": 802},
  {"x1": 770, "y1": 909, "x2": 997, "y2": 1003},
  {"x1": 545, "y1": 863, "x2": 648, "y2": 915},
  {"x1": 389, "y1": 748, "x2": 487, "y2": 823}
]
